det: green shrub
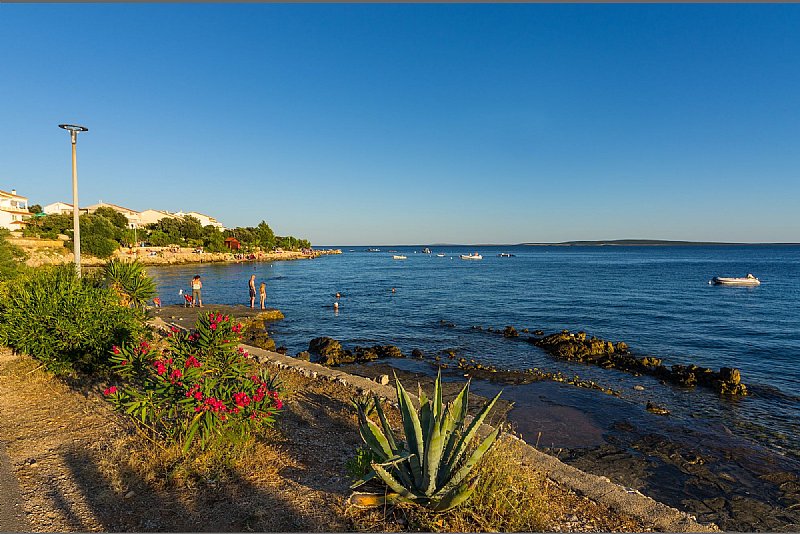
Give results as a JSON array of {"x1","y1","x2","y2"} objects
[
  {"x1": 0, "y1": 264, "x2": 144, "y2": 374},
  {"x1": 0, "y1": 229, "x2": 26, "y2": 281},
  {"x1": 81, "y1": 234, "x2": 118, "y2": 258},
  {"x1": 105, "y1": 311, "x2": 283, "y2": 452}
]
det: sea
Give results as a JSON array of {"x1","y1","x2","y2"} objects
[{"x1": 147, "y1": 245, "x2": 800, "y2": 469}]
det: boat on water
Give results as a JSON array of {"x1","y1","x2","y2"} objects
[
  {"x1": 497, "y1": 253, "x2": 516, "y2": 257},
  {"x1": 436, "y1": 253, "x2": 446, "y2": 257},
  {"x1": 422, "y1": 247, "x2": 432, "y2": 254},
  {"x1": 460, "y1": 253, "x2": 482, "y2": 260},
  {"x1": 392, "y1": 255, "x2": 407, "y2": 260},
  {"x1": 367, "y1": 248, "x2": 381, "y2": 252},
  {"x1": 711, "y1": 274, "x2": 761, "y2": 286}
]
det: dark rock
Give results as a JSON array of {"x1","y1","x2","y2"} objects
[
  {"x1": 646, "y1": 401, "x2": 670, "y2": 416},
  {"x1": 502, "y1": 325, "x2": 519, "y2": 338},
  {"x1": 308, "y1": 337, "x2": 346, "y2": 365},
  {"x1": 411, "y1": 348, "x2": 424, "y2": 359},
  {"x1": 275, "y1": 346, "x2": 288, "y2": 355},
  {"x1": 295, "y1": 351, "x2": 310, "y2": 361}
]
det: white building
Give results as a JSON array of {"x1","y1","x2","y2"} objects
[
  {"x1": 174, "y1": 210, "x2": 225, "y2": 231},
  {"x1": 43, "y1": 201, "x2": 88, "y2": 216},
  {"x1": 138, "y1": 209, "x2": 176, "y2": 227},
  {"x1": 84, "y1": 202, "x2": 142, "y2": 229},
  {"x1": 0, "y1": 189, "x2": 31, "y2": 230}
]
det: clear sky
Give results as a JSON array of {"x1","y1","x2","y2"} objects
[{"x1": 1, "y1": 4, "x2": 798, "y2": 245}]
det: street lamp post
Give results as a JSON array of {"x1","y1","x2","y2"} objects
[{"x1": 58, "y1": 124, "x2": 88, "y2": 277}]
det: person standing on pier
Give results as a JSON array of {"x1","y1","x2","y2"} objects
[
  {"x1": 191, "y1": 275, "x2": 203, "y2": 308},
  {"x1": 259, "y1": 282, "x2": 267, "y2": 309},
  {"x1": 249, "y1": 274, "x2": 257, "y2": 308}
]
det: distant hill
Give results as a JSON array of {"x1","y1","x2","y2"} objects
[{"x1": 518, "y1": 239, "x2": 798, "y2": 246}]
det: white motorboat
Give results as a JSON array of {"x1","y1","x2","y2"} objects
[
  {"x1": 393, "y1": 255, "x2": 407, "y2": 260},
  {"x1": 497, "y1": 252, "x2": 516, "y2": 257},
  {"x1": 460, "y1": 253, "x2": 482, "y2": 260},
  {"x1": 436, "y1": 253, "x2": 446, "y2": 257},
  {"x1": 422, "y1": 247, "x2": 432, "y2": 254},
  {"x1": 711, "y1": 274, "x2": 760, "y2": 286}
]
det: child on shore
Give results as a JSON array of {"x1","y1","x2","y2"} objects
[{"x1": 259, "y1": 282, "x2": 267, "y2": 309}]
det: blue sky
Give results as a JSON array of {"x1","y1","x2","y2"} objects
[{"x1": 2, "y1": 4, "x2": 798, "y2": 245}]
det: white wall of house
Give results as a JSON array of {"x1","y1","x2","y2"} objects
[
  {"x1": 43, "y1": 202, "x2": 77, "y2": 215},
  {"x1": 139, "y1": 209, "x2": 176, "y2": 226}
]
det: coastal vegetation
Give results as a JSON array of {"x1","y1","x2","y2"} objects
[
  {"x1": 0, "y1": 264, "x2": 144, "y2": 375},
  {"x1": 0, "y1": 228, "x2": 26, "y2": 280},
  {"x1": 350, "y1": 372, "x2": 501, "y2": 512},
  {"x1": 22, "y1": 210, "x2": 311, "y2": 258},
  {"x1": 106, "y1": 312, "x2": 283, "y2": 453}
]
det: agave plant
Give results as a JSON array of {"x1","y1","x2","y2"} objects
[
  {"x1": 103, "y1": 259, "x2": 157, "y2": 310},
  {"x1": 349, "y1": 372, "x2": 501, "y2": 512}
]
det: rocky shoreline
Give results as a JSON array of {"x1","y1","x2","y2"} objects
[
  {"x1": 17, "y1": 238, "x2": 341, "y2": 268},
  {"x1": 150, "y1": 306, "x2": 800, "y2": 531}
]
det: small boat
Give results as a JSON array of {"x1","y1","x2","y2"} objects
[
  {"x1": 436, "y1": 253, "x2": 446, "y2": 257},
  {"x1": 460, "y1": 253, "x2": 482, "y2": 260},
  {"x1": 422, "y1": 247, "x2": 432, "y2": 254},
  {"x1": 497, "y1": 253, "x2": 516, "y2": 257},
  {"x1": 711, "y1": 274, "x2": 760, "y2": 286},
  {"x1": 367, "y1": 248, "x2": 381, "y2": 252},
  {"x1": 392, "y1": 255, "x2": 407, "y2": 260}
]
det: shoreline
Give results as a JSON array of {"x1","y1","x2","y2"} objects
[
  {"x1": 149, "y1": 305, "x2": 800, "y2": 530},
  {"x1": 17, "y1": 239, "x2": 341, "y2": 268},
  {"x1": 152, "y1": 304, "x2": 799, "y2": 531}
]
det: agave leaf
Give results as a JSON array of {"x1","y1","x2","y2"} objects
[
  {"x1": 419, "y1": 400, "x2": 432, "y2": 444},
  {"x1": 373, "y1": 461, "x2": 420, "y2": 501},
  {"x1": 435, "y1": 371, "x2": 444, "y2": 419},
  {"x1": 421, "y1": 409, "x2": 445, "y2": 496},
  {"x1": 435, "y1": 426, "x2": 500, "y2": 496},
  {"x1": 349, "y1": 469, "x2": 377, "y2": 489},
  {"x1": 440, "y1": 382, "x2": 469, "y2": 465},
  {"x1": 432, "y1": 476, "x2": 479, "y2": 512},
  {"x1": 418, "y1": 382, "x2": 428, "y2": 407},
  {"x1": 360, "y1": 417, "x2": 393, "y2": 460},
  {"x1": 446, "y1": 390, "x2": 501, "y2": 473},
  {"x1": 373, "y1": 394, "x2": 398, "y2": 453},
  {"x1": 396, "y1": 377, "x2": 425, "y2": 487},
  {"x1": 348, "y1": 491, "x2": 411, "y2": 509}
]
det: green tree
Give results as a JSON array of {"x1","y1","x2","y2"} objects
[
  {"x1": 148, "y1": 230, "x2": 171, "y2": 247},
  {"x1": 28, "y1": 204, "x2": 43, "y2": 214},
  {"x1": 256, "y1": 221, "x2": 276, "y2": 250},
  {"x1": 79, "y1": 214, "x2": 120, "y2": 258},
  {"x1": 93, "y1": 206, "x2": 129, "y2": 230},
  {"x1": 180, "y1": 216, "x2": 204, "y2": 241}
]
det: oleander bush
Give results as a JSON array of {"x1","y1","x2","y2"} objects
[
  {"x1": 104, "y1": 311, "x2": 283, "y2": 452},
  {"x1": 0, "y1": 264, "x2": 144, "y2": 375}
]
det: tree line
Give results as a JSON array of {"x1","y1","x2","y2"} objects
[{"x1": 22, "y1": 207, "x2": 310, "y2": 258}]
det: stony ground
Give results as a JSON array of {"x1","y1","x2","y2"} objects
[{"x1": 0, "y1": 345, "x2": 650, "y2": 532}]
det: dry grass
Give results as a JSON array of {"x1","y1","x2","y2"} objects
[{"x1": 346, "y1": 436, "x2": 551, "y2": 532}]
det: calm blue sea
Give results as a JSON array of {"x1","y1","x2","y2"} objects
[{"x1": 147, "y1": 245, "x2": 800, "y2": 462}]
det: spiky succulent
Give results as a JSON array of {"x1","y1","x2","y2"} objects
[{"x1": 349, "y1": 371, "x2": 501, "y2": 512}]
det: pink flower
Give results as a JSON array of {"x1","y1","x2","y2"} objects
[
  {"x1": 210, "y1": 323, "x2": 217, "y2": 330},
  {"x1": 103, "y1": 386, "x2": 117, "y2": 396},
  {"x1": 233, "y1": 392, "x2": 251, "y2": 407},
  {"x1": 112, "y1": 346, "x2": 120, "y2": 355},
  {"x1": 185, "y1": 356, "x2": 201, "y2": 368},
  {"x1": 153, "y1": 361, "x2": 166, "y2": 376},
  {"x1": 169, "y1": 369, "x2": 183, "y2": 382}
]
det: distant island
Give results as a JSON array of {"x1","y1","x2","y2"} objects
[{"x1": 518, "y1": 239, "x2": 799, "y2": 246}]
